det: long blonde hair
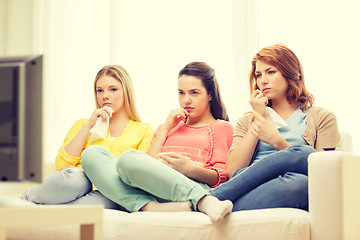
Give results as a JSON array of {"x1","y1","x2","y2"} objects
[{"x1": 94, "y1": 65, "x2": 141, "y2": 121}]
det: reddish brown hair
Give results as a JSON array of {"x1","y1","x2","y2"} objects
[{"x1": 249, "y1": 44, "x2": 314, "y2": 110}]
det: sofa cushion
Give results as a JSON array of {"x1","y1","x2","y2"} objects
[
  {"x1": 7, "y1": 208, "x2": 309, "y2": 240},
  {"x1": 336, "y1": 131, "x2": 352, "y2": 152}
]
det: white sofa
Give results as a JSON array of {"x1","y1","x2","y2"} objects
[{"x1": 5, "y1": 133, "x2": 359, "y2": 240}]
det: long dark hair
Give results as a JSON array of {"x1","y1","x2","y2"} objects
[{"x1": 178, "y1": 62, "x2": 229, "y2": 121}]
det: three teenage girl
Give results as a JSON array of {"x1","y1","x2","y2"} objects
[{"x1": 23, "y1": 44, "x2": 339, "y2": 221}]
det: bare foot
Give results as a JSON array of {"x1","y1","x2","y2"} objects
[
  {"x1": 197, "y1": 195, "x2": 233, "y2": 223},
  {"x1": 141, "y1": 200, "x2": 192, "y2": 212}
]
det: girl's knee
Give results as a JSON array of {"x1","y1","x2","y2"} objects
[
  {"x1": 117, "y1": 150, "x2": 142, "y2": 167},
  {"x1": 47, "y1": 168, "x2": 84, "y2": 184},
  {"x1": 117, "y1": 150, "x2": 150, "y2": 184},
  {"x1": 281, "y1": 173, "x2": 308, "y2": 196},
  {"x1": 287, "y1": 145, "x2": 316, "y2": 170},
  {"x1": 24, "y1": 168, "x2": 92, "y2": 203},
  {"x1": 81, "y1": 145, "x2": 107, "y2": 168},
  {"x1": 290, "y1": 145, "x2": 316, "y2": 155},
  {"x1": 81, "y1": 145, "x2": 105, "y2": 159},
  {"x1": 117, "y1": 150, "x2": 141, "y2": 175},
  {"x1": 59, "y1": 168, "x2": 92, "y2": 191}
]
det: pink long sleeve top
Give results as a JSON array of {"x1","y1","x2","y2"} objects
[{"x1": 162, "y1": 120, "x2": 234, "y2": 187}]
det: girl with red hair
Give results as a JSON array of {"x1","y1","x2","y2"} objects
[{"x1": 211, "y1": 44, "x2": 339, "y2": 211}]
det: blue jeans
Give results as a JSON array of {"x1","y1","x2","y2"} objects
[
  {"x1": 210, "y1": 145, "x2": 316, "y2": 211},
  {"x1": 22, "y1": 167, "x2": 121, "y2": 210}
]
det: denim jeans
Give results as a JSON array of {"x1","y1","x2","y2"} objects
[
  {"x1": 22, "y1": 167, "x2": 121, "y2": 210},
  {"x1": 210, "y1": 145, "x2": 316, "y2": 211}
]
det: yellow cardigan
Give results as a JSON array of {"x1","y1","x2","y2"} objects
[{"x1": 55, "y1": 119, "x2": 154, "y2": 171}]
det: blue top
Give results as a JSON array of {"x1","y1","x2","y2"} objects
[{"x1": 254, "y1": 106, "x2": 308, "y2": 162}]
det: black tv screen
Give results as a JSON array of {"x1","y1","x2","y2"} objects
[{"x1": 0, "y1": 55, "x2": 43, "y2": 182}]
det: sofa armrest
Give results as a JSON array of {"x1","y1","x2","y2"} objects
[{"x1": 309, "y1": 151, "x2": 360, "y2": 240}]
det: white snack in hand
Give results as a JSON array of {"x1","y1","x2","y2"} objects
[{"x1": 89, "y1": 106, "x2": 114, "y2": 142}]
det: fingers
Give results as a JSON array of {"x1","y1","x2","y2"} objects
[
  {"x1": 250, "y1": 90, "x2": 268, "y2": 106},
  {"x1": 251, "y1": 111, "x2": 279, "y2": 144},
  {"x1": 250, "y1": 89, "x2": 263, "y2": 99},
  {"x1": 254, "y1": 90, "x2": 267, "y2": 103},
  {"x1": 175, "y1": 113, "x2": 187, "y2": 122},
  {"x1": 158, "y1": 153, "x2": 178, "y2": 169},
  {"x1": 97, "y1": 111, "x2": 109, "y2": 122},
  {"x1": 158, "y1": 152, "x2": 190, "y2": 165},
  {"x1": 158, "y1": 154, "x2": 174, "y2": 164},
  {"x1": 103, "y1": 106, "x2": 113, "y2": 118},
  {"x1": 98, "y1": 107, "x2": 113, "y2": 122},
  {"x1": 175, "y1": 108, "x2": 189, "y2": 121},
  {"x1": 250, "y1": 90, "x2": 268, "y2": 117},
  {"x1": 165, "y1": 108, "x2": 189, "y2": 129},
  {"x1": 158, "y1": 152, "x2": 181, "y2": 162},
  {"x1": 251, "y1": 89, "x2": 261, "y2": 97}
]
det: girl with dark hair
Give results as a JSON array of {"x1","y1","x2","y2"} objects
[
  {"x1": 211, "y1": 44, "x2": 339, "y2": 211},
  {"x1": 178, "y1": 61, "x2": 229, "y2": 121},
  {"x1": 82, "y1": 62, "x2": 234, "y2": 223}
]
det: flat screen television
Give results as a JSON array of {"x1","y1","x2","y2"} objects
[{"x1": 0, "y1": 55, "x2": 43, "y2": 182}]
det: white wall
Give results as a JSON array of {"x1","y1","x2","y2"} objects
[
  {"x1": 1, "y1": 0, "x2": 34, "y2": 55},
  {"x1": 36, "y1": 0, "x2": 111, "y2": 164},
  {"x1": 0, "y1": 0, "x2": 112, "y2": 163},
  {"x1": 1, "y1": 0, "x2": 255, "y2": 162},
  {"x1": 1, "y1": 0, "x2": 357, "y2": 165},
  {"x1": 108, "y1": 0, "x2": 248, "y2": 128},
  {"x1": 0, "y1": 0, "x2": 7, "y2": 54},
  {"x1": 257, "y1": 0, "x2": 360, "y2": 153}
]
